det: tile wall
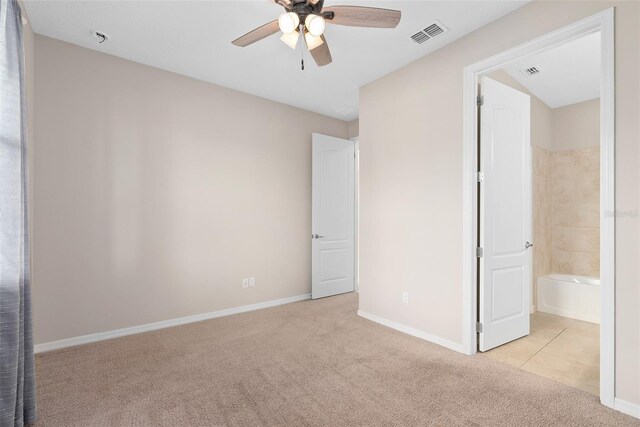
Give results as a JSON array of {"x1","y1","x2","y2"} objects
[
  {"x1": 534, "y1": 145, "x2": 600, "y2": 279},
  {"x1": 550, "y1": 146, "x2": 600, "y2": 277}
]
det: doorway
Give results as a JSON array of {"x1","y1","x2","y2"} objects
[{"x1": 462, "y1": 9, "x2": 614, "y2": 407}]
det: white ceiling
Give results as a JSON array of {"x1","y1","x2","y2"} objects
[
  {"x1": 503, "y1": 31, "x2": 601, "y2": 109},
  {"x1": 24, "y1": 0, "x2": 529, "y2": 120}
]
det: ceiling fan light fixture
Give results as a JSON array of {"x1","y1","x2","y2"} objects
[
  {"x1": 280, "y1": 30, "x2": 300, "y2": 49},
  {"x1": 278, "y1": 12, "x2": 300, "y2": 34},
  {"x1": 305, "y1": 14, "x2": 325, "y2": 37},
  {"x1": 304, "y1": 32, "x2": 324, "y2": 50}
]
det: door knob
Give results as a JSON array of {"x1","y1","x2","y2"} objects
[
  {"x1": 313, "y1": 234, "x2": 324, "y2": 239},
  {"x1": 525, "y1": 241, "x2": 534, "y2": 249}
]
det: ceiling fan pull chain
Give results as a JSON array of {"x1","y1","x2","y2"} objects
[{"x1": 300, "y1": 27, "x2": 305, "y2": 71}]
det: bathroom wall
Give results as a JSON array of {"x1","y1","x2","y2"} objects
[
  {"x1": 348, "y1": 119, "x2": 359, "y2": 139},
  {"x1": 550, "y1": 100, "x2": 600, "y2": 277}
]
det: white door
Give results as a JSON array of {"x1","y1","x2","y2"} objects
[
  {"x1": 312, "y1": 133, "x2": 355, "y2": 299},
  {"x1": 479, "y1": 77, "x2": 532, "y2": 352}
]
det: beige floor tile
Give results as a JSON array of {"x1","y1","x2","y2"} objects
[
  {"x1": 483, "y1": 334, "x2": 551, "y2": 367},
  {"x1": 542, "y1": 328, "x2": 600, "y2": 366},
  {"x1": 485, "y1": 312, "x2": 600, "y2": 396},
  {"x1": 521, "y1": 350, "x2": 599, "y2": 395},
  {"x1": 532, "y1": 312, "x2": 596, "y2": 333},
  {"x1": 530, "y1": 314, "x2": 567, "y2": 338}
]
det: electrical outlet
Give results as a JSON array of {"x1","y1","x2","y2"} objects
[
  {"x1": 242, "y1": 278, "x2": 249, "y2": 289},
  {"x1": 402, "y1": 292, "x2": 409, "y2": 304},
  {"x1": 249, "y1": 277, "x2": 256, "y2": 287}
]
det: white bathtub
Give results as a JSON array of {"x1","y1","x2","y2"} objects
[{"x1": 537, "y1": 274, "x2": 600, "y2": 324}]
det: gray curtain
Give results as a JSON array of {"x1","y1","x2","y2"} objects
[{"x1": 0, "y1": 0, "x2": 37, "y2": 425}]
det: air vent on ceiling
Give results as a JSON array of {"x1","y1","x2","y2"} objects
[
  {"x1": 410, "y1": 20, "x2": 448, "y2": 45},
  {"x1": 520, "y1": 66, "x2": 542, "y2": 77}
]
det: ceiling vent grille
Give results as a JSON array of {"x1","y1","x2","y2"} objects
[
  {"x1": 410, "y1": 20, "x2": 448, "y2": 45},
  {"x1": 520, "y1": 66, "x2": 542, "y2": 77}
]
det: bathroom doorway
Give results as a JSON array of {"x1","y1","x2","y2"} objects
[
  {"x1": 462, "y1": 9, "x2": 615, "y2": 407},
  {"x1": 479, "y1": 31, "x2": 602, "y2": 395}
]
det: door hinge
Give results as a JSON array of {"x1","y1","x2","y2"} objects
[
  {"x1": 476, "y1": 247, "x2": 483, "y2": 258},
  {"x1": 476, "y1": 321, "x2": 483, "y2": 333},
  {"x1": 477, "y1": 95, "x2": 484, "y2": 106},
  {"x1": 477, "y1": 171, "x2": 484, "y2": 183}
]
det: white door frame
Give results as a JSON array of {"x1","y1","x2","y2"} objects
[
  {"x1": 461, "y1": 8, "x2": 615, "y2": 408},
  {"x1": 351, "y1": 136, "x2": 360, "y2": 292}
]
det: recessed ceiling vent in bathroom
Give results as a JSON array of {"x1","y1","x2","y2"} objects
[
  {"x1": 520, "y1": 66, "x2": 542, "y2": 77},
  {"x1": 410, "y1": 20, "x2": 448, "y2": 45}
]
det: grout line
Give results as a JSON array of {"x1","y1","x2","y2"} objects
[{"x1": 518, "y1": 328, "x2": 567, "y2": 368}]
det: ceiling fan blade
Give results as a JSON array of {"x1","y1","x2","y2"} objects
[
  {"x1": 232, "y1": 20, "x2": 280, "y2": 47},
  {"x1": 324, "y1": 6, "x2": 401, "y2": 28},
  {"x1": 309, "y1": 35, "x2": 332, "y2": 66}
]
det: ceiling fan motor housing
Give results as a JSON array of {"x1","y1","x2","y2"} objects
[{"x1": 286, "y1": 0, "x2": 332, "y2": 24}]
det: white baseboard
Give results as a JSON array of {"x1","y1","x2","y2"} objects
[
  {"x1": 35, "y1": 293, "x2": 311, "y2": 354},
  {"x1": 357, "y1": 310, "x2": 464, "y2": 353},
  {"x1": 614, "y1": 397, "x2": 640, "y2": 419}
]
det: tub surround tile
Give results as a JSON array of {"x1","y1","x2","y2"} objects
[
  {"x1": 572, "y1": 251, "x2": 600, "y2": 278},
  {"x1": 575, "y1": 175, "x2": 599, "y2": 204},
  {"x1": 571, "y1": 227, "x2": 600, "y2": 253},
  {"x1": 552, "y1": 250, "x2": 574, "y2": 274},
  {"x1": 552, "y1": 203, "x2": 573, "y2": 227},
  {"x1": 552, "y1": 227, "x2": 573, "y2": 250},
  {"x1": 536, "y1": 145, "x2": 600, "y2": 279},
  {"x1": 552, "y1": 177, "x2": 573, "y2": 203},
  {"x1": 575, "y1": 146, "x2": 600, "y2": 172},
  {"x1": 533, "y1": 146, "x2": 553, "y2": 294},
  {"x1": 574, "y1": 202, "x2": 600, "y2": 228}
]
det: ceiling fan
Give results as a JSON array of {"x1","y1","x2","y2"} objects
[{"x1": 231, "y1": 0, "x2": 401, "y2": 67}]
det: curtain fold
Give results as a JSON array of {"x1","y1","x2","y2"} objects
[{"x1": 0, "y1": 0, "x2": 37, "y2": 425}]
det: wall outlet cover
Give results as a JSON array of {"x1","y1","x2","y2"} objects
[{"x1": 402, "y1": 292, "x2": 409, "y2": 304}]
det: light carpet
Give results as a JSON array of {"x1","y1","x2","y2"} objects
[{"x1": 34, "y1": 293, "x2": 639, "y2": 426}]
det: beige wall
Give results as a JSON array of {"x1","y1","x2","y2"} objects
[
  {"x1": 348, "y1": 119, "x2": 359, "y2": 139},
  {"x1": 359, "y1": 0, "x2": 639, "y2": 404},
  {"x1": 32, "y1": 36, "x2": 349, "y2": 345},
  {"x1": 553, "y1": 99, "x2": 601, "y2": 150}
]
